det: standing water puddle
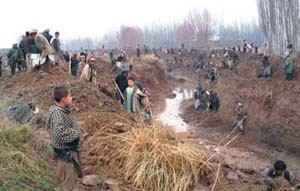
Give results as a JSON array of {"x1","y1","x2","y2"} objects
[{"x1": 156, "y1": 88, "x2": 194, "y2": 133}]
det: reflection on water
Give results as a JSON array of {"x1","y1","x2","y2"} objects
[{"x1": 157, "y1": 88, "x2": 194, "y2": 133}]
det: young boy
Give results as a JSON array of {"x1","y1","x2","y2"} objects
[
  {"x1": 124, "y1": 77, "x2": 147, "y2": 114},
  {"x1": 47, "y1": 86, "x2": 84, "y2": 191}
]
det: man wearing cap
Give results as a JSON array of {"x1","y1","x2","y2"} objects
[
  {"x1": 42, "y1": 29, "x2": 53, "y2": 43},
  {"x1": 77, "y1": 55, "x2": 86, "y2": 76},
  {"x1": 7, "y1": 44, "x2": 23, "y2": 75},
  {"x1": 28, "y1": 29, "x2": 40, "y2": 71},
  {"x1": 80, "y1": 58, "x2": 97, "y2": 85},
  {"x1": 28, "y1": 29, "x2": 39, "y2": 52},
  {"x1": 35, "y1": 30, "x2": 55, "y2": 74},
  {"x1": 51, "y1": 32, "x2": 61, "y2": 65},
  {"x1": 234, "y1": 102, "x2": 247, "y2": 134}
]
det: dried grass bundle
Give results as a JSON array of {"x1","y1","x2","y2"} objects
[{"x1": 88, "y1": 123, "x2": 216, "y2": 191}]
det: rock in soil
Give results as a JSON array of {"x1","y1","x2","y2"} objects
[{"x1": 82, "y1": 174, "x2": 101, "y2": 186}]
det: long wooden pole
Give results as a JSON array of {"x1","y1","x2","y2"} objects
[{"x1": 113, "y1": 79, "x2": 124, "y2": 100}]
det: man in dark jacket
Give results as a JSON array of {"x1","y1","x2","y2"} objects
[
  {"x1": 261, "y1": 56, "x2": 271, "y2": 78},
  {"x1": 51, "y1": 32, "x2": 61, "y2": 65},
  {"x1": 208, "y1": 91, "x2": 219, "y2": 112},
  {"x1": 19, "y1": 34, "x2": 30, "y2": 70},
  {"x1": 115, "y1": 69, "x2": 129, "y2": 103},
  {"x1": 28, "y1": 29, "x2": 39, "y2": 54},
  {"x1": 70, "y1": 53, "x2": 79, "y2": 76},
  {"x1": 42, "y1": 29, "x2": 53, "y2": 43},
  {"x1": 194, "y1": 83, "x2": 203, "y2": 110},
  {"x1": 28, "y1": 29, "x2": 40, "y2": 71},
  {"x1": 19, "y1": 35, "x2": 29, "y2": 70},
  {"x1": 136, "y1": 44, "x2": 141, "y2": 58},
  {"x1": 63, "y1": 51, "x2": 70, "y2": 63},
  {"x1": 109, "y1": 49, "x2": 114, "y2": 61}
]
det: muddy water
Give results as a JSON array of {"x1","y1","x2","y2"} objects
[{"x1": 156, "y1": 87, "x2": 194, "y2": 133}]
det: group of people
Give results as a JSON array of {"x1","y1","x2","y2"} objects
[
  {"x1": 259, "y1": 42, "x2": 294, "y2": 81},
  {"x1": 47, "y1": 62, "x2": 152, "y2": 191},
  {"x1": 194, "y1": 83, "x2": 220, "y2": 113},
  {"x1": 3, "y1": 29, "x2": 62, "y2": 76},
  {"x1": 194, "y1": 83, "x2": 247, "y2": 134},
  {"x1": 69, "y1": 52, "x2": 98, "y2": 85},
  {"x1": 48, "y1": 85, "x2": 296, "y2": 191},
  {"x1": 114, "y1": 69, "x2": 152, "y2": 120},
  {"x1": 223, "y1": 48, "x2": 238, "y2": 69},
  {"x1": 3, "y1": 35, "x2": 297, "y2": 190}
]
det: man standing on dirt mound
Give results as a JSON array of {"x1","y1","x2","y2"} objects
[
  {"x1": 34, "y1": 29, "x2": 55, "y2": 75},
  {"x1": 51, "y1": 32, "x2": 62, "y2": 65},
  {"x1": 80, "y1": 57, "x2": 97, "y2": 85},
  {"x1": 114, "y1": 69, "x2": 129, "y2": 104},
  {"x1": 42, "y1": 29, "x2": 53, "y2": 43},
  {"x1": 7, "y1": 43, "x2": 23, "y2": 76}
]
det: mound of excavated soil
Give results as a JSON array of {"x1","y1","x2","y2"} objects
[{"x1": 0, "y1": 55, "x2": 174, "y2": 190}]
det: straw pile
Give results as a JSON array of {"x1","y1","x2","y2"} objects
[{"x1": 88, "y1": 123, "x2": 216, "y2": 191}]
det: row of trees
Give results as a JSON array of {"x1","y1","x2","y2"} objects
[
  {"x1": 64, "y1": 9, "x2": 263, "y2": 51},
  {"x1": 218, "y1": 22, "x2": 263, "y2": 47},
  {"x1": 257, "y1": 0, "x2": 300, "y2": 55}
]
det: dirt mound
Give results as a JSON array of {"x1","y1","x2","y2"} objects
[
  {"x1": 0, "y1": 55, "x2": 174, "y2": 190},
  {"x1": 128, "y1": 55, "x2": 174, "y2": 107}
]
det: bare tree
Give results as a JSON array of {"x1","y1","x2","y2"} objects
[
  {"x1": 186, "y1": 9, "x2": 216, "y2": 48},
  {"x1": 117, "y1": 25, "x2": 144, "y2": 48},
  {"x1": 257, "y1": 0, "x2": 300, "y2": 55}
]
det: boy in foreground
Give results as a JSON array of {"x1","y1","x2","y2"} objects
[{"x1": 47, "y1": 86, "x2": 84, "y2": 191}]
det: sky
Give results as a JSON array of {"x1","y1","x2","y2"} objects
[{"x1": 0, "y1": 0, "x2": 258, "y2": 48}]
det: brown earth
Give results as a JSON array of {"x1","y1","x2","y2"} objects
[
  {"x1": 0, "y1": 54, "x2": 174, "y2": 190},
  {"x1": 179, "y1": 53, "x2": 300, "y2": 190},
  {"x1": 181, "y1": 55, "x2": 300, "y2": 154},
  {"x1": 1, "y1": 51, "x2": 299, "y2": 191}
]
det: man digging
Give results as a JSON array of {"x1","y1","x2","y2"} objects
[{"x1": 234, "y1": 102, "x2": 247, "y2": 135}]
